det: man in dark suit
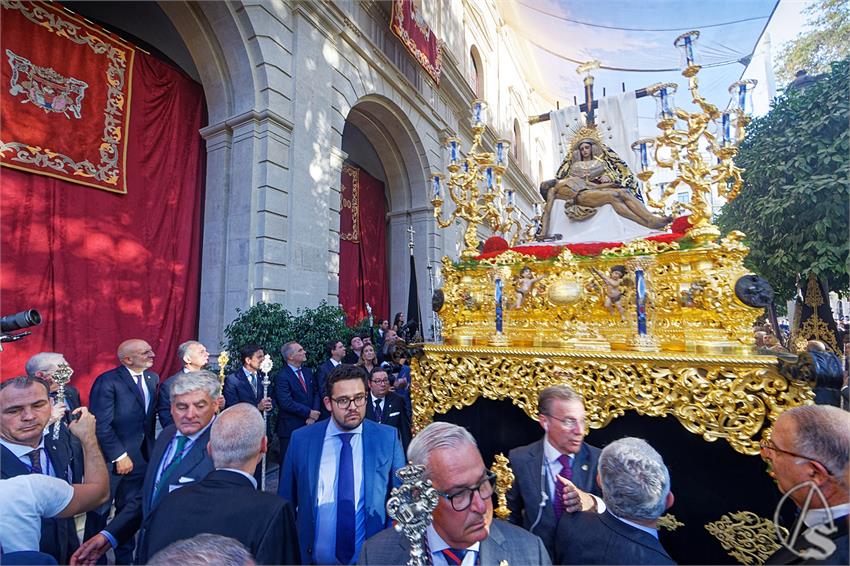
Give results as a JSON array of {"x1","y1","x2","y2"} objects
[
  {"x1": 156, "y1": 340, "x2": 211, "y2": 428},
  {"x1": 72, "y1": 370, "x2": 220, "y2": 565},
  {"x1": 342, "y1": 335, "x2": 364, "y2": 364},
  {"x1": 359, "y1": 421, "x2": 550, "y2": 565},
  {"x1": 316, "y1": 340, "x2": 345, "y2": 399},
  {"x1": 0, "y1": 376, "x2": 86, "y2": 563},
  {"x1": 506, "y1": 385, "x2": 602, "y2": 558},
  {"x1": 275, "y1": 341, "x2": 320, "y2": 462},
  {"x1": 555, "y1": 437, "x2": 675, "y2": 565},
  {"x1": 280, "y1": 364, "x2": 405, "y2": 564},
  {"x1": 140, "y1": 403, "x2": 300, "y2": 565},
  {"x1": 223, "y1": 343, "x2": 274, "y2": 412},
  {"x1": 365, "y1": 367, "x2": 411, "y2": 451},
  {"x1": 86, "y1": 338, "x2": 159, "y2": 564},
  {"x1": 25, "y1": 351, "x2": 82, "y2": 418},
  {"x1": 762, "y1": 405, "x2": 849, "y2": 565},
  {"x1": 315, "y1": 339, "x2": 345, "y2": 420}
]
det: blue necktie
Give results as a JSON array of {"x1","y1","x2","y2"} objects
[{"x1": 336, "y1": 433, "x2": 355, "y2": 564}]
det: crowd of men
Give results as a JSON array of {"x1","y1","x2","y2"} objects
[{"x1": 1, "y1": 335, "x2": 848, "y2": 565}]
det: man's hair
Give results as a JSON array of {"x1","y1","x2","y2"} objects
[
  {"x1": 24, "y1": 352, "x2": 65, "y2": 377},
  {"x1": 538, "y1": 385, "x2": 583, "y2": 416},
  {"x1": 280, "y1": 341, "x2": 299, "y2": 360},
  {"x1": 239, "y1": 344, "x2": 263, "y2": 363},
  {"x1": 369, "y1": 367, "x2": 389, "y2": 380},
  {"x1": 209, "y1": 403, "x2": 264, "y2": 469},
  {"x1": 147, "y1": 534, "x2": 254, "y2": 566},
  {"x1": 349, "y1": 335, "x2": 362, "y2": 347},
  {"x1": 177, "y1": 340, "x2": 203, "y2": 361},
  {"x1": 598, "y1": 437, "x2": 670, "y2": 521},
  {"x1": 325, "y1": 339, "x2": 342, "y2": 358},
  {"x1": 170, "y1": 370, "x2": 221, "y2": 400},
  {"x1": 783, "y1": 405, "x2": 850, "y2": 481},
  {"x1": 0, "y1": 375, "x2": 50, "y2": 395},
  {"x1": 324, "y1": 364, "x2": 367, "y2": 398},
  {"x1": 407, "y1": 422, "x2": 478, "y2": 477}
]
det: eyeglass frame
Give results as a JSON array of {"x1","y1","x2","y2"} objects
[
  {"x1": 329, "y1": 394, "x2": 368, "y2": 409},
  {"x1": 759, "y1": 438, "x2": 834, "y2": 476},
  {"x1": 540, "y1": 412, "x2": 586, "y2": 431},
  {"x1": 434, "y1": 470, "x2": 497, "y2": 512}
]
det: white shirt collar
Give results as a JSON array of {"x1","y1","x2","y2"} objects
[
  {"x1": 218, "y1": 468, "x2": 258, "y2": 489},
  {"x1": 543, "y1": 437, "x2": 574, "y2": 465},
  {"x1": 426, "y1": 523, "x2": 481, "y2": 554},
  {"x1": 608, "y1": 510, "x2": 659, "y2": 539},
  {"x1": 325, "y1": 416, "x2": 363, "y2": 437},
  {"x1": 370, "y1": 393, "x2": 385, "y2": 404},
  {"x1": 804, "y1": 503, "x2": 850, "y2": 527},
  {"x1": 0, "y1": 437, "x2": 44, "y2": 459},
  {"x1": 175, "y1": 415, "x2": 215, "y2": 443},
  {"x1": 330, "y1": 358, "x2": 341, "y2": 367}
]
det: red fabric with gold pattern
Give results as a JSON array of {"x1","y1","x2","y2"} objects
[
  {"x1": 390, "y1": 0, "x2": 442, "y2": 84},
  {"x1": 1, "y1": 1, "x2": 135, "y2": 193}
]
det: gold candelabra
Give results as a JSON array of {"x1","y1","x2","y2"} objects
[
  {"x1": 217, "y1": 350, "x2": 229, "y2": 387},
  {"x1": 431, "y1": 99, "x2": 519, "y2": 260},
  {"x1": 631, "y1": 31, "x2": 756, "y2": 245}
]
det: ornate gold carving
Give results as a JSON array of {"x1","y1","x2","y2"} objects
[
  {"x1": 705, "y1": 511, "x2": 787, "y2": 565},
  {"x1": 491, "y1": 453, "x2": 514, "y2": 520},
  {"x1": 217, "y1": 350, "x2": 229, "y2": 388},
  {"x1": 411, "y1": 345, "x2": 813, "y2": 455},
  {"x1": 340, "y1": 164, "x2": 360, "y2": 243},
  {"x1": 798, "y1": 275, "x2": 840, "y2": 354},
  {"x1": 657, "y1": 514, "x2": 684, "y2": 531},
  {"x1": 437, "y1": 238, "x2": 760, "y2": 354}
]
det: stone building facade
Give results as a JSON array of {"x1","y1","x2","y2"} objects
[{"x1": 68, "y1": 0, "x2": 556, "y2": 347}]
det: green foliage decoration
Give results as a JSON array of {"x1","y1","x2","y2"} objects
[
  {"x1": 221, "y1": 301, "x2": 369, "y2": 373},
  {"x1": 774, "y1": 0, "x2": 849, "y2": 85},
  {"x1": 717, "y1": 59, "x2": 849, "y2": 301}
]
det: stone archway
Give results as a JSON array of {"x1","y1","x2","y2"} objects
[{"x1": 341, "y1": 94, "x2": 433, "y2": 334}]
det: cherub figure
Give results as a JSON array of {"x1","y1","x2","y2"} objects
[
  {"x1": 514, "y1": 266, "x2": 544, "y2": 309},
  {"x1": 591, "y1": 265, "x2": 626, "y2": 320}
]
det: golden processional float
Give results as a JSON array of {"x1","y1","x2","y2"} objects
[{"x1": 409, "y1": 32, "x2": 816, "y2": 565}]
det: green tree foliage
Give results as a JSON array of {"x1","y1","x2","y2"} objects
[
  {"x1": 221, "y1": 301, "x2": 369, "y2": 373},
  {"x1": 717, "y1": 59, "x2": 849, "y2": 301},
  {"x1": 775, "y1": 0, "x2": 849, "y2": 85}
]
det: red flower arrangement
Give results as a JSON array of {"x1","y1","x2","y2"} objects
[{"x1": 474, "y1": 216, "x2": 692, "y2": 261}]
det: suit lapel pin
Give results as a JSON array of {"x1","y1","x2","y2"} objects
[{"x1": 581, "y1": 464, "x2": 588, "y2": 471}]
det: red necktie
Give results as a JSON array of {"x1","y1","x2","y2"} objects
[{"x1": 296, "y1": 368, "x2": 307, "y2": 393}]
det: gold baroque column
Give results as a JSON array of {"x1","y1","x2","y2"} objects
[{"x1": 411, "y1": 345, "x2": 813, "y2": 455}]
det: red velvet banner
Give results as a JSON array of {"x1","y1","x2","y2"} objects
[
  {"x1": 0, "y1": 1, "x2": 135, "y2": 193},
  {"x1": 391, "y1": 0, "x2": 442, "y2": 85},
  {"x1": 0, "y1": 51, "x2": 206, "y2": 403},
  {"x1": 338, "y1": 163, "x2": 389, "y2": 325}
]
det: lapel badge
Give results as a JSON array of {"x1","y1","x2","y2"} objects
[{"x1": 581, "y1": 464, "x2": 589, "y2": 471}]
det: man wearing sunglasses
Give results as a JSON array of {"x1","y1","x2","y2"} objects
[
  {"x1": 359, "y1": 421, "x2": 550, "y2": 565},
  {"x1": 505, "y1": 385, "x2": 603, "y2": 558},
  {"x1": 279, "y1": 364, "x2": 405, "y2": 565},
  {"x1": 761, "y1": 405, "x2": 849, "y2": 564}
]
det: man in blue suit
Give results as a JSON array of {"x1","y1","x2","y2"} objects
[
  {"x1": 279, "y1": 363, "x2": 405, "y2": 564},
  {"x1": 275, "y1": 341, "x2": 320, "y2": 461},
  {"x1": 72, "y1": 371, "x2": 219, "y2": 565},
  {"x1": 86, "y1": 338, "x2": 159, "y2": 564},
  {"x1": 223, "y1": 343, "x2": 273, "y2": 412},
  {"x1": 315, "y1": 339, "x2": 345, "y2": 420}
]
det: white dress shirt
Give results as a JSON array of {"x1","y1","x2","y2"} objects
[
  {"x1": 427, "y1": 523, "x2": 481, "y2": 566},
  {"x1": 542, "y1": 437, "x2": 605, "y2": 513}
]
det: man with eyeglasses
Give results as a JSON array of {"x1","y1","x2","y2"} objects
[
  {"x1": 279, "y1": 364, "x2": 405, "y2": 564},
  {"x1": 365, "y1": 367, "x2": 411, "y2": 451},
  {"x1": 761, "y1": 405, "x2": 849, "y2": 564},
  {"x1": 505, "y1": 385, "x2": 603, "y2": 558},
  {"x1": 359, "y1": 421, "x2": 550, "y2": 565}
]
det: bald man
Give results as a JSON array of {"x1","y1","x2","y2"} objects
[{"x1": 85, "y1": 339, "x2": 160, "y2": 564}]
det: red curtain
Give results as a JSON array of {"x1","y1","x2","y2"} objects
[
  {"x1": 338, "y1": 163, "x2": 389, "y2": 325},
  {"x1": 0, "y1": 52, "x2": 206, "y2": 403}
]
